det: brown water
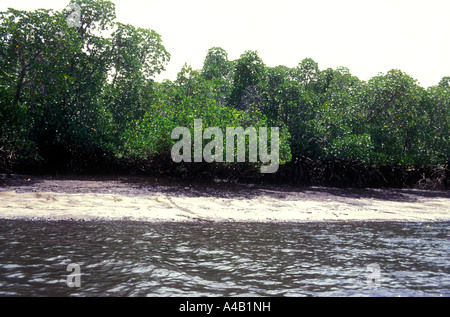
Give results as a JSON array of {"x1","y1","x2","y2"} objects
[{"x1": 0, "y1": 220, "x2": 448, "y2": 297}]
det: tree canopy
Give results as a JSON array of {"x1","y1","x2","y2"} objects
[{"x1": 1, "y1": 0, "x2": 448, "y2": 187}]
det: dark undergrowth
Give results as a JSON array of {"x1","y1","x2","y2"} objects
[{"x1": 7, "y1": 152, "x2": 449, "y2": 190}]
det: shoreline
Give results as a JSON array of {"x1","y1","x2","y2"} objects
[{"x1": 1, "y1": 174, "x2": 449, "y2": 223}]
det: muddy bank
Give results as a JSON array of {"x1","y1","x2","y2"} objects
[{"x1": 0, "y1": 174, "x2": 449, "y2": 222}]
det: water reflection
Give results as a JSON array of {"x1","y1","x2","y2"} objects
[{"x1": 0, "y1": 220, "x2": 448, "y2": 296}]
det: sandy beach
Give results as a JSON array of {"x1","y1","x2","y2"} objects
[{"x1": 0, "y1": 174, "x2": 449, "y2": 222}]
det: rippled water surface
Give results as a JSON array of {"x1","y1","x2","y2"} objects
[{"x1": 0, "y1": 220, "x2": 448, "y2": 297}]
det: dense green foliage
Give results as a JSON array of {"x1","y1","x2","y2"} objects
[{"x1": 1, "y1": 0, "x2": 449, "y2": 187}]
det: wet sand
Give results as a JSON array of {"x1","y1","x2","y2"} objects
[{"x1": 0, "y1": 174, "x2": 449, "y2": 222}]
